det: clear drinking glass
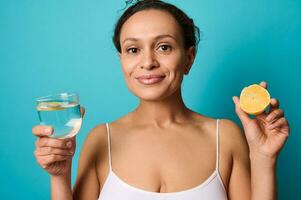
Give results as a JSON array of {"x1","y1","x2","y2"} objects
[{"x1": 36, "y1": 92, "x2": 82, "y2": 139}]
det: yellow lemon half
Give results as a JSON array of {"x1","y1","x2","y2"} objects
[{"x1": 239, "y1": 84, "x2": 271, "y2": 115}]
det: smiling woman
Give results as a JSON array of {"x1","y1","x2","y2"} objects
[
  {"x1": 31, "y1": 0, "x2": 290, "y2": 200},
  {"x1": 118, "y1": 9, "x2": 195, "y2": 101}
]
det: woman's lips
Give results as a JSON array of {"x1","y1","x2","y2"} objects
[{"x1": 136, "y1": 74, "x2": 166, "y2": 85}]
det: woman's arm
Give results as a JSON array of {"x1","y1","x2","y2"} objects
[
  {"x1": 249, "y1": 152, "x2": 277, "y2": 200},
  {"x1": 32, "y1": 126, "x2": 76, "y2": 200},
  {"x1": 224, "y1": 119, "x2": 278, "y2": 200},
  {"x1": 222, "y1": 119, "x2": 251, "y2": 200},
  {"x1": 49, "y1": 124, "x2": 108, "y2": 200},
  {"x1": 46, "y1": 125, "x2": 105, "y2": 200},
  {"x1": 51, "y1": 172, "x2": 73, "y2": 200},
  {"x1": 72, "y1": 124, "x2": 108, "y2": 199},
  {"x1": 232, "y1": 81, "x2": 290, "y2": 200}
]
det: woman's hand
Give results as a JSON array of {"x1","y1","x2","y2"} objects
[
  {"x1": 232, "y1": 82, "x2": 290, "y2": 159},
  {"x1": 32, "y1": 107, "x2": 85, "y2": 177}
]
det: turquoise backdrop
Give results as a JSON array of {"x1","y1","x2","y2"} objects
[{"x1": 0, "y1": 0, "x2": 300, "y2": 199}]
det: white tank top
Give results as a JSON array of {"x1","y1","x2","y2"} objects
[{"x1": 98, "y1": 119, "x2": 228, "y2": 200}]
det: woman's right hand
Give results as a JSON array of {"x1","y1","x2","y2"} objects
[
  {"x1": 33, "y1": 126, "x2": 76, "y2": 177},
  {"x1": 32, "y1": 107, "x2": 85, "y2": 177}
]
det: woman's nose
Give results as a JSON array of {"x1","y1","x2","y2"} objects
[{"x1": 140, "y1": 50, "x2": 159, "y2": 70}]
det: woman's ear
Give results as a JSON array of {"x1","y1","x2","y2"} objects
[{"x1": 184, "y1": 46, "x2": 196, "y2": 75}]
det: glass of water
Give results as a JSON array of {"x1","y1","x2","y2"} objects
[{"x1": 36, "y1": 92, "x2": 82, "y2": 139}]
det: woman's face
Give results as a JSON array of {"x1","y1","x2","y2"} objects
[{"x1": 119, "y1": 9, "x2": 194, "y2": 101}]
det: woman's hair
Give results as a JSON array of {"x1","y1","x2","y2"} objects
[{"x1": 113, "y1": 0, "x2": 200, "y2": 53}]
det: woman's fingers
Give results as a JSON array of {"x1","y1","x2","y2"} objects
[
  {"x1": 34, "y1": 146, "x2": 74, "y2": 157},
  {"x1": 270, "y1": 98, "x2": 279, "y2": 108},
  {"x1": 232, "y1": 96, "x2": 251, "y2": 126},
  {"x1": 80, "y1": 106, "x2": 85, "y2": 118},
  {"x1": 269, "y1": 98, "x2": 280, "y2": 113},
  {"x1": 32, "y1": 125, "x2": 53, "y2": 137},
  {"x1": 36, "y1": 137, "x2": 74, "y2": 149},
  {"x1": 36, "y1": 154, "x2": 71, "y2": 169},
  {"x1": 266, "y1": 108, "x2": 284, "y2": 123},
  {"x1": 267, "y1": 117, "x2": 288, "y2": 130},
  {"x1": 34, "y1": 136, "x2": 76, "y2": 172},
  {"x1": 259, "y1": 81, "x2": 267, "y2": 89}
]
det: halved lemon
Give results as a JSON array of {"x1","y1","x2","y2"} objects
[{"x1": 239, "y1": 84, "x2": 270, "y2": 115}]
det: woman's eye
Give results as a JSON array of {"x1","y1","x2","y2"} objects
[
  {"x1": 126, "y1": 48, "x2": 139, "y2": 54},
  {"x1": 158, "y1": 44, "x2": 172, "y2": 52}
]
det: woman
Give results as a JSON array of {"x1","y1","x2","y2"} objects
[{"x1": 32, "y1": 0, "x2": 290, "y2": 199}]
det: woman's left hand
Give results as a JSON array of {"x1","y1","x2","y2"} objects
[{"x1": 232, "y1": 81, "x2": 290, "y2": 159}]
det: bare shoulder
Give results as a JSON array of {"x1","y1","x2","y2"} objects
[
  {"x1": 73, "y1": 123, "x2": 109, "y2": 198},
  {"x1": 85, "y1": 124, "x2": 108, "y2": 146},
  {"x1": 191, "y1": 114, "x2": 249, "y2": 159},
  {"x1": 218, "y1": 119, "x2": 251, "y2": 197},
  {"x1": 219, "y1": 119, "x2": 249, "y2": 158},
  {"x1": 189, "y1": 113, "x2": 249, "y2": 155},
  {"x1": 79, "y1": 124, "x2": 108, "y2": 159},
  {"x1": 219, "y1": 119, "x2": 251, "y2": 195},
  {"x1": 76, "y1": 123, "x2": 108, "y2": 166},
  {"x1": 79, "y1": 123, "x2": 111, "y2": 175}
]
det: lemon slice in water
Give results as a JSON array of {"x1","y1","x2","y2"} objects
[{"x1": 37, "y1": 102, "x2": 65, "y2": 111}]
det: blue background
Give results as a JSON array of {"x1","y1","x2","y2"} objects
[{"x1": 0, "y1": 0, "x2": 300, "y2": 199}]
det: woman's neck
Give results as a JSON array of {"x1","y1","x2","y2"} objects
[{"x1": 132, "y1": 89, "x2": 191, "y2": 128}]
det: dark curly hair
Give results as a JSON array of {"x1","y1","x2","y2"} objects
[{"x1": 113, "y1": 0, "x2": 200, "y2": 53}]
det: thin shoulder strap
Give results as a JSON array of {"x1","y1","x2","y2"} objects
[
  {"x1": 105, "y1": 123, "x2": 112, "y2": 171},
  {"x1": 215, "y1": 119, "x2": 220, "y2": 171}
]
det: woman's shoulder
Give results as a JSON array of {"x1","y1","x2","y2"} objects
[
  {"x1": 86, "y1": 123, "x2": 108, "y2": 141},
  {"x1": 219, "y1": 118, "x2": 242, "y2": 135},
  {"x1": 79, "y1": 123, "x2": 109, "y2": 158},
  {"x1": 194, "y1": 112, "x2": 244, "y2": 138},
  {"x1": 218, "y1": 118, "x2": 249, "y2": 159},
  {"x1": 74, "y1": 123, "x2": 110, "y2": 192},
  {"x1": 83, "y1": 117, "x2": 130, "y2": 150},
  {"x1": 197, "y1": 115, "x2": 250, "y2": 169},
  {"x1": 192, "y1": 113, "x2": 248, "y2": 154},
  {"x1": 188, "y1": 112, "x2": 239, "y2": 131},
  {"x1": 84, "y1": 112, "x2": 131, "y2": 139}
]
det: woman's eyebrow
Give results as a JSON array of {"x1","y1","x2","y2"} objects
[
  {"x1": 122, "y1": 38, "x2": 138, "y2": 45},
  {"x1": 122, "y1": 34, "x2": 177, "y2": 45},
  {"x1": 154, "y1": 34, "x2": 177, "y2": 41}
]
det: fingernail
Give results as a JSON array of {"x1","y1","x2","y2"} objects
[
  {"x1": 45, "y1": 127, "x2": 52, "y2": 135},
  {"x1": 66, "y1": 141, "x2": 72, "y2": 148},
  {"x1": 266, "y1": 116, "x2": 272, "y2": 122}
]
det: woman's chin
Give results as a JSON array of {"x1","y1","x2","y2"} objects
[
  {"x1": 127, "y1": 82, "x2": 180, "y2": 102},
  {"x1": 132, "y1": 90, "x2": 170, "y2": 102}
]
